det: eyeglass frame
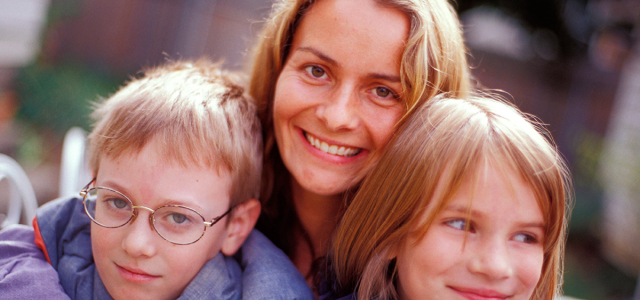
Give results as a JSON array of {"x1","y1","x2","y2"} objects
[{"x1": 79, "y1": 178, "x2": 234, "y2": 245}]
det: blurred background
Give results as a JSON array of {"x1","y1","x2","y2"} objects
[{"x1": 0, "y1": 0, "x2": 638, "y2": 298}]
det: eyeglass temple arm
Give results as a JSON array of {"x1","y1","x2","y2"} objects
[
  {"x1": 79, "y1": 177, "x2": 97, "y2": 197},
  {"x1": 204, "y1": 206, "x2": 235, "y2": 227}
]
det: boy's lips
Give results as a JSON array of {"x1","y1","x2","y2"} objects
[
  {"x1": 303, "y1": 131, "x2": 362, "y2": 157},
  {"x1": 116, "y1": 264, "x2": 160, "y2": 283}
]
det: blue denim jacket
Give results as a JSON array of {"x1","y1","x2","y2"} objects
[{"x1": 1, "y1": 196, "x2": 313, "y2": 299}]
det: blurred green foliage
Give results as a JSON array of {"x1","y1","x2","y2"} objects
[{"x1": 15, "y1": 61, "x2": 122, "y2": 136}]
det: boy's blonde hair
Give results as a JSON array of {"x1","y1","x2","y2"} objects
[
  {"x1": 332, "y1": 94, "x2": 572, "y2": 300},
  {"x1": 249, "y1": 0, "x2": 472, "y2": 257},
  {"x1": 88, "y1": 59, "x2": 262, "y2": 207}
]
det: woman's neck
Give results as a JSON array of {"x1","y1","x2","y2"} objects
[{"x1": 290, "y1": 179, "x2": 346, "y2": 281}]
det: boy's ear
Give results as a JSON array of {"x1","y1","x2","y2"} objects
[{"x1": 220, "y1": 199, "x2": 261, "y2": 256}]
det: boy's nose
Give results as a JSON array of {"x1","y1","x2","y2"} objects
[
  {"x1": 467, "y1": 238, "x2": 514, "y2": 280},
  {"x1": 121, "y1": 209, "x2": 157, "y2": 258}
]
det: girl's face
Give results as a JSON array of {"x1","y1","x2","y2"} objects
[
  {"x1": 395, "y1": 163, "x2": 545, "y2": 300},
  {"x1": 272, "y1": 0, "x2": 409, "y2": 196}
]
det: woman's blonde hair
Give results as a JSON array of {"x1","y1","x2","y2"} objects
[
  {"x1": 249, "y1": 0, "x2": 472, "y2": 260},
  {"x1": 331, "y1": 94, "x2": 572, "y2": 300}
]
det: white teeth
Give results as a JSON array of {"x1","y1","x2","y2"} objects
[
  {"x1": 320, "y1": 142, "x2": 329, "y2": 152},
  {"x1": 304, "y1": 132, "x2": 361, "y2": 157},
  {"x1": 328, "y1": 145, "x2": 338, "y2": 155}
]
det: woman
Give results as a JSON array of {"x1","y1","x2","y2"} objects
[{"x1": 248, "y1": 0, "x2": 471, "y2": 285}]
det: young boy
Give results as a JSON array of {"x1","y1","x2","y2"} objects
[{"x1": 0, "y1": 59, "x2": 312, "y2": 299}]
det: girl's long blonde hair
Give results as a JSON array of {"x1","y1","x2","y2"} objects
[
  {"x1": 332, "y1": 94, "x2": 572, "y2": 300},
  {"x1": 248, "y1": 0, "x2": 472, "y2": 260}
]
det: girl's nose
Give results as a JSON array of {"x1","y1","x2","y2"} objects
[
  {"x1": 315, "y1": 85, "x2": 360, "y2": 132},
  {"x1": 121, "y1": 209, "x2": 157, "y2": 258},
  {"x1": 467, "y1": 238, "x2": 514, "y2": 280}
]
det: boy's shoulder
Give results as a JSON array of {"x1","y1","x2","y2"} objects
[
  {"x1": 0, "y1": 224, "x2": 71, "y2": 299},
  {"x1": 34, "y1": 196, "x2": 95, "y2": 299},
  {"x1": 238, "y1": 229, "x2": 314, "y2": 300},
  {"x1": 34, "y1": 196, "x2": 91, "y2": 267}
]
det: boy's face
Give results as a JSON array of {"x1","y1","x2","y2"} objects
[{"x1": 91, "y1": 139, "x2": 234, "y2": 300}]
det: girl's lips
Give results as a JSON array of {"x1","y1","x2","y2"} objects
[
  {"x1": 303, "y1": 131, "x2": 362, "y2": 157},
  {"x1": 116, "y1": 264, "x2": 160, "y2": 283},
  {"x1": 450, "y1": 286, "x2": 510, "y2": 300}
]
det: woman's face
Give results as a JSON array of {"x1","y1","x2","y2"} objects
[
  {"x1": 395, "y1": 164, "x2": 545, "y2": 300},
  {"x1": 272, "y1": 0, "x2": 409, "y2": 196}
]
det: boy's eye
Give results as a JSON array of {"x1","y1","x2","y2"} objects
[
  {"x1": 305, "y1": 65, "x2": 327, "y2": 79},
  {"x1": 445, "y1": 219, "x2": 467, "y2": 230},
  {"x1": 169, "y1": 213, "x2": 188, "y2": 224},
  {"x1": 107, "y1": 198, "x2": 130, "y2": 210}
]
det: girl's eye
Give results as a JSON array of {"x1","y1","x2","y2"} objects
[
  {"x1": 514, "y1": 233, "x2": 538, "y2": 244},
  {"x1": 445, "y1": 219, "x2": 467, "y2": 231},
  {"x1": 305, "y1": 66, "x2": 327, "y2": 79}
]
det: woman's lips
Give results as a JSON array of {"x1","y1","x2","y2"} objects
[
  {"x1": 304, "y1": 131, "x2": 362, "y2": 157},
  {"x1": 116, "y1": 264, "x2": 160, "y2": 283}
]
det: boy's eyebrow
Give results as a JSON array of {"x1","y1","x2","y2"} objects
[
  {"x1": 295, "y1": 46, "x2": 401, "y2": 83},
  {"x1": 98, "y1": 181, "x2": 209, "y2": 212},
  {"x1": 99, "y1": 180, "x2": 131, "y2": 196},
  {"x1": 157, "y1": 198, "x2": 206, "y2": 212}
]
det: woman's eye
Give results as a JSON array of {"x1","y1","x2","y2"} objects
[
  {"x1": 305, "y1": 66, "x2": 327, "y2": 79},
  {"x1": 375, "y1": 87, "x2": 392, "y2": 98},
  {"x1": 369, "y1": 86, "x2": 399, "y2": 101},
  {"x1": 514, "y1": 233, "x2": 538, "y2": 244},
  {"x1": 107, "y1": 198, "x2": 130, "y2": 210},
  {"x1": 445, "y1": 219, "x2": 467, "y2": 230}
]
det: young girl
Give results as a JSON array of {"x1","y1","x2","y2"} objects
[{"x1": 327, "y1": 94, "x2": 572, "y2": 300}]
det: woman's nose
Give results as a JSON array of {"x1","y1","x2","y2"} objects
[
  {"x1": 121, "y1": 209, "x2": 157, "y2": 258},
  {"x1": 315, "y1": 85, "x2": 360, "y2": 132},
  {"x1": 467, "y1": 238, "x2": 514, "y2": 280}
]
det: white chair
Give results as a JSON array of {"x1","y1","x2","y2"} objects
[
  {"x1": 0, "y1": 153, "x2": 38, "y2": 228},
  {"x1": 58, "y1": 127, "x2": 91, "y2": 198}
]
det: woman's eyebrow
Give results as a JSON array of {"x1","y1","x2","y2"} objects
[
  {"x1": 365, "y1": 73, "x2": 401, "y2": 83},
  {"x1": 296, "y1": 46, "x2": 401, "y2": 83},
  {"x1": 296, "y1": 46, "x2": 338, "y2": 66}
]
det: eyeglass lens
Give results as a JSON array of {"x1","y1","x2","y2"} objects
[{"x1": 83, "y1": 187, "x2": 206, "y2": 244}]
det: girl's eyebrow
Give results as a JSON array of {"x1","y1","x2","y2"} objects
[
  {"x1": 295, "y1": 46, "x2": 402, "y2": 83},
  {"x1": 444, "y1": 204, "x2": 546, "y2": 229}
]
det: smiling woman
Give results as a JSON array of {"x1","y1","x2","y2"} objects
[
  {"x1": 272, "y1": 0, "x2": 407, "y2": 199},
  {"x1": 248, "y1": 0, "x2": 471, "y2": 286}
]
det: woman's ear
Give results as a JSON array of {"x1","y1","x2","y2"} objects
[{"x1": 220, "y1": 199, "x2": 261, "y2": 256}]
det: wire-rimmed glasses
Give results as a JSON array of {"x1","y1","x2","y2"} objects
[{"x1": 80, "y1": 179, "x2": 232, "y2": 245}]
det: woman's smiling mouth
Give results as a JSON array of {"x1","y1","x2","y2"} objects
[{"x1": 304, "y1": 132, "x2": 362, "y2": 157}]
